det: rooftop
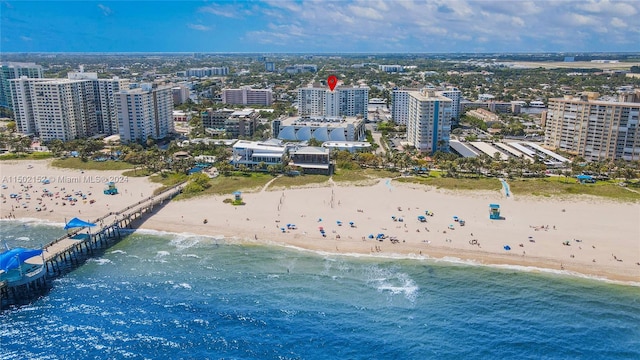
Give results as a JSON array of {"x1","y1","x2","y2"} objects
[{"x1": 280, "y1": 116, "x2": 362, "y2": 127}]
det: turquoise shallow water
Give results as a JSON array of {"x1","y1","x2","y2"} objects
[{"x1": 1, "y1": 220, "x2": 640, "y2": 359}]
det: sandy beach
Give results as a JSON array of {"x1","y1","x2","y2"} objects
[{"x1": 2, "y1": 160, "x2": 639, "y2": 283}]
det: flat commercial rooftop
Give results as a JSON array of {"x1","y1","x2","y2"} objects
[
  {"x1": 470, "y1": 142, "x2": 509, "y2": 160},
  {"x1": 524, "y1": 142, "x2": 570, "y2": 163},
  {"x1": 280, "y1": 116, "x2": 361, "y2": 127},
  {"x1": 449, "y1": 140, "x2": 479, "y2": 158},
  {"x1": 494, "y1": 142, "x2": 532, "y2": 160}
]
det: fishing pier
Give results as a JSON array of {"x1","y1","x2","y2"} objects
[{"x1": 0, "y1": 182, "x2": 185, "y2": 310}]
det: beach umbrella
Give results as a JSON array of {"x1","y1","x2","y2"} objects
[
  {"x1": 318, "y1": 218, "x2": 322, "y2": 222},
  {"x1": 503, "y1": 245, "x2": 511, "y2": 251},
  {"x1": 368, "y1": 234, "x2": 374, "y2": 239}
]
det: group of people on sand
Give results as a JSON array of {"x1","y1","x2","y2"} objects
[{"x1": 530, "y1": 224, "x2": 556, "y2": 231}]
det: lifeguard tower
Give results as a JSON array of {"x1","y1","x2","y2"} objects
[
  {"x1": 104, "y1": 182, "x2": 118, "y2": 195},
  {"x1": 489, "y1": 203, "x2": 501, "y2": 220},
  {"x1": 232, "y1": 191, "x2": 244, "y2": 205}
]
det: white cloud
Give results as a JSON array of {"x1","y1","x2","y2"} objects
[
  {"x1": 577, "y1": 0, "x2": 638, "y2": 16},
  {"x1": 610, "y1": 17, "x2": 627, "y2": 28},
  {"x1": 20, "y1": 35, "x2": 32, "y2": 41},
  {"x1": 347, "y1": 5, "x2": 384, "y2": 20},
  {"x1": 97, "y1": 4, "x2": 112, "y2": 16},
  {"x1": 188, "y1": 24, "x2": 211, "y2": 31},
  {"x1": 199, "y1": 4, "x2": 244, "y2": 18},
  {"x1": 238, "y1": 0, "x2": 640, "y2": 51}
]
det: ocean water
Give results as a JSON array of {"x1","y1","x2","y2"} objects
[{"x1": 1, "y1": 220, "x2": 639, "y2": 360}]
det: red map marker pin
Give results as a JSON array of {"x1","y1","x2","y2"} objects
[{"x1": 327, "y1": 75, "x2": 338, "y2": 91}]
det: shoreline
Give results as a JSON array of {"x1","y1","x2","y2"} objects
[
  {"x1": 2, "y1": 160, "x2": 639, "y2": 284},
  {"x1": 4, "y1": 217, "x2": 639, "y2": 287}
]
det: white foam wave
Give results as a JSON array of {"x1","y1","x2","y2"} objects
[
  {"x1": 15, "y1": 236, "x2": 30, "y2": 241},
  {"x1": 156, "y1": 251, "x2": 170, "y2": 257},
  {"x1": 89, "y1": 258, "x2": 112, "y2": 266},
  {"x1": 169, "y1": 236, "x2": 201, "y2": 250},
  {"x1": 365, "y1": 266, "x2": 419, "y2": 301},
  {"x1": 133, "y1": 228, "x2": 225, "y2": 241},
  {"x1": 173, "y1": 283, "x2": 192, "y2": 290},
  {"x1": 110, "y1": 250, "x2": 127, "y2": 255},
  {"x1": 253, "y1": 240, "x2": 640, "y2": 287},
  {"x1": 0, "y1": 217, "x2": 66, "y2": 228}
]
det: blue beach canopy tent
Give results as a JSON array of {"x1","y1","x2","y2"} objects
[
  {"x1": 0, "y1": 248, "x2": 43, "y2": 272},
  {"x1": 64, "y1": 217, "x2": 97, "y2": 230},
  {"x1": 576, "y1": 174, "x2": 595, "y2": 183}
]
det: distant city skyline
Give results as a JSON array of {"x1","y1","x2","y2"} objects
[{"x1": 2, "y1": 0, "x2": 639, "y2": 53}]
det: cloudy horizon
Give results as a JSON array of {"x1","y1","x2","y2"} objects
[{"x1": 2, "y1": 0, "x2": 639, "y2": 53}]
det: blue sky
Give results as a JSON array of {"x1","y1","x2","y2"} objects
[{"x1": 2, "y1": 0, "x2": 639, "y2": 53}]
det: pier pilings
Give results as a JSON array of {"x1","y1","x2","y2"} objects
[{"x1": 1, "y1": 182, "x2": 185, "y2": 310}]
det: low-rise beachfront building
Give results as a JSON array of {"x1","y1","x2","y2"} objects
[
  {"x1": 289, "y1": 146, "x2": 332, "y2": 175},
  {"x1": 466, "y1": 108, "x2": 500, "y2": 123},
  {"x1": 201, "y1": 108, "x2": 259, "y2": 138},
  {"x1": 322, "y1": 141, "x2": 371, "y2": 153},
  {"x1": 231, "y1": 139, "x2": 287, "y2": 169},
  {"x1": 274, "y1": 116, "x2": 366, "y2": 142}
]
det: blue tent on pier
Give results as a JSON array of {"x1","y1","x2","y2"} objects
[
  {"x1": 0, "y1": 248, "x2": 43, "y2": 272},
  {"x1": 64, "y1": 217, "x2": 97, "y2": 230}
]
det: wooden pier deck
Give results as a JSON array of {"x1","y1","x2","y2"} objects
[{"x1": 1, "y1": 182, "x2": 186, "y2": 309}]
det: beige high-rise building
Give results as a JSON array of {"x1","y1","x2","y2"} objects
[
  {"x1": 407, "y1": 89, "x2": 452, "y2": 153},
  {"x1": 10, "y1": 72, "x2": 128, "y2": 140},
  {"x1": 10, "y1": 77, "x2": 97, "y2": 141},
  {"x1": 544, "y1": 96, "x2": 640, "y2": 161},
  {"x1": 297, "y1": 86, "x2": 369, "y2": 121},
  {"x1": 222, "y1": 86, "x2": 273, "y2": 106},
  {"x1": 116, "y1": 84, "x2": 174, "y2": 143}
]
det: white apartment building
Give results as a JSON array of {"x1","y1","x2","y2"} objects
[
  {"x1": 117, "y1": 85, "x2": 174, "y2": 143},
  {"x1": 284, "y1": 64, "x2": 317, "y2": 74},
  {"x1": 185, "y1": 67, "x2": 229, "y2": 77},
  {"x1": 172, "y1": 85, "x2": 190, "y2": 105},
  {"x1": 1, "y1": 62, "x2": 43, "y2": 109},
  {"x1": 298, "y1": 87, "x2": 327, "y2": 117},
  {"x1": 393, "y1": 86, "x2": 460, "y2": 126},
  {"x1": 222, "y1": 86, "x2": 273, "y2": 106},
  {"x1": 297, "y1": 86, "x2": 369, "y2": 121},
  {"x1": 339, "y1": 87, "x2": 369, "y2": 120},
  {"x1": 67, "y1": 71, "x2": 129, "y2": 135},
  {"x1": 391, "y1": 88, "x2": 418, "y2": 125},
  {"x1": 9, "y1": 77, "x2": 40, "y2": 134},
  {"x1": 544, "y1": 96, "x2": 640, "y2": 161},
  {"x1": 325, "y1": 90, "x2": 340, "y2": 117},
  {"x1": 407, "y1": 89, "x2": 452, "y2": 153},
  {"x1": 379, "y1": 65, "x2": 403, "y2": 73},
  {"x1": 439, "y1": 87, "x2": 461, "y2": 121},
  {"x1": 9, "y1": 77, "x2": 98, "y2": 141}
]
